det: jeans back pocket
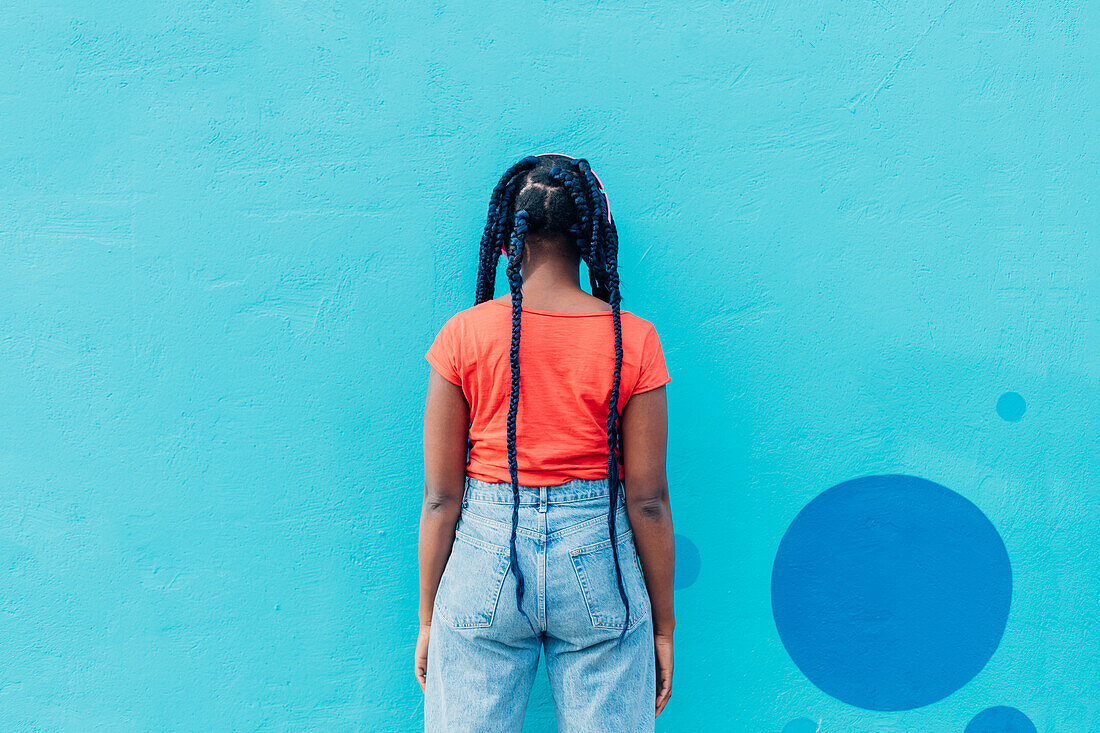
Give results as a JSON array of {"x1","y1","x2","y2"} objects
[
  {"x1": 434, "y1": 529, "x2": 511, "y2": 629},
  {"x1": 570, "y1": 530, "x2": 650, "y2": 631}
]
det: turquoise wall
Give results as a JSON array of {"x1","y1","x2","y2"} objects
[{"x1": 2, "y1": 1, "x2": 1096, "y2": 730}]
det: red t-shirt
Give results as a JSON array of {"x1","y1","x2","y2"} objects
[{"x1": 425, "y1": 299, "x2": 671, "y2": 486}]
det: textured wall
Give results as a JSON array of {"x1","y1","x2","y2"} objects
[{"x1": 1, "y1": 1, "x2": 1096, "y2": 730}]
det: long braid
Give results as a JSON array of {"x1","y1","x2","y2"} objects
[
  {"x1": 579, "y1": 160, "x2": 611, "y2": 301},
  {"x1": 474, "y1": 182, "x2": 503, "y2": 303},
  {"x1": 604, "y1": 231, "x2": 630, "y2": 643},
  {"x1": 472, "y1": 157, "x2": 542, "y2": 634},
  {"x1": 551, "y1": 158, "x2": 632, "y2": 642},
  {"x1": 504, "y1": 209, "x2": 538, "y2": 634},
  {"x1": 576, "y1": 158, "x2": 631, "y2": 642},
  {"x1": 476, "y1": 157, "x2": 539, "y2": 304}
]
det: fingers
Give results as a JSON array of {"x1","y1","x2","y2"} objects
[
  {"x1": 654, "y1": 645, "x2": 672, "y2": 717},
  {"x1": 416, "y1": 658, "x2": 428, "y2": 692},
  {"x1": 415, "y1": 625, "x2": 431, "y2": 693},
  {"x1": 653, "y1": 636, "x2": 672, "y2": 716},
  {"x1": 651, "y1": 669, "x2": 668, "y2": 717},
  {"x1": 414, "y1": 643, "x2": 428, "y2": 693}
]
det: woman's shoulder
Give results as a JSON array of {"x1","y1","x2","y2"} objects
[
  {"x1": 452, "y1": 299, "x2": 502, "y2": 324},
  {"x1": 431, "y1": 301, "x2": 505, "y2": 342},
  {"x1": 618, "y1": 308, "x2": 654, "y2": 325},
  {"x1": 618, "y1": 308, "x2": 659, "y2": 336}
]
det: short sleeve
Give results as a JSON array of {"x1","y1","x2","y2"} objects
[
  {"x1": 634, "y1": 323, "x2": 671, "y2": 394},
  {"x1": 425, "y1": 315, "x2": 463, "y2": 387}
]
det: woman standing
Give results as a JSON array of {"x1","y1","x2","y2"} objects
[{"x1": 416, "y1": 154, "x2": 675, "y2": 731}]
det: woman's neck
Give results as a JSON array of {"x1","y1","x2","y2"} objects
[
  {"x1": 504, "y1": 243, "x2": 609, "y2": 311},
  {"x1": 519, "y1": 256, "x2": 582, "y2": 299}
]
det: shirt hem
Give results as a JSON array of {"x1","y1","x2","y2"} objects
[
  {"x1": 424, "y1": 352, "x2": 462, "y2": 386},
  {"x1": 466, "y1": 466, "x2": 626, "y2": 487},
  {"x1": 632, "y1": 375, "x2": 671, "y2": 394}
]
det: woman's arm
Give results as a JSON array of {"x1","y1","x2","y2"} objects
[
  {"x1": 621, "y1": 384, "x2": 674, "y2": 632},
  {"x1": 620, "y1": 384, "x2": 675, "y2": 715},
  {"x1": 419, "y1": 367, "x2": 470, "y2": 625}
]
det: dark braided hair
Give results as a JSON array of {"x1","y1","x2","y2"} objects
[{"x1": 473, "y1": 154, "x2": 633, "y2": 643}]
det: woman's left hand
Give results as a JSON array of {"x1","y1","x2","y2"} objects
[{"x1": 414, "y1": 622, "x2": 431, "y2": 692}]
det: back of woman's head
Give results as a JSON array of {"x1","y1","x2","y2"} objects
[
  {"x1": 509, "y1": 155, "x2": 581, "y2": 246},
  {"x1": 475, "y1": 154, "x2": 617, "y2": 304},
  {"x1": 472, "y1": 153, "x2": 635, "y2": 643}
]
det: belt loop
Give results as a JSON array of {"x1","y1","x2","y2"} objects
[{"x1": 538, "y1": 485, "x2": 548, "y2": 513}]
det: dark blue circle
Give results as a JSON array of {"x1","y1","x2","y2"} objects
[
  {"x1": 996, "y1": 392, "x2": 1026, "y2": 422},
  {"x1": 771, "y1": 474, "x2": 1012, "y2": 711},
  {"x1": 782, "y1": 718, "x2": 818, "y2": 733},
  {"x1": 674, "y1": 534, "x2": 700, "y2": 590},
  {"x1": 965, "y1": 706, "x2": 1036, "y2": 733}
]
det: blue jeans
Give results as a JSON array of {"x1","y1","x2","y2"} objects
[{"x1": 425, "y1": 476, "x2": 656, "y2": 732}]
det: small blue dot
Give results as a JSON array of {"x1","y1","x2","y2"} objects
[
  {"x1": 782, "y1": 718, "x2": 818, "y2": 733},
  {"x1": 965, "y1": 705, "x2": 1036, "y2": 733},
  {"x1": 996, "y1": 392, "x2": 1026, "y2": 422},
  {"x1": 771, "y1": 474, "x2": 1012, "y2": 711},
  {"x1": 674, "y1": 534, "x2": 700, "y2": 590}
]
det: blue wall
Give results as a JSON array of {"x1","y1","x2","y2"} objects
[{"x1": 1, "y1": 1, "x2": 1096, "y2": 730}]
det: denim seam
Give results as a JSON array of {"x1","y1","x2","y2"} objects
[
  {"x1": 569, "y1": 529, "x2": 634, "y2": 557},
  {"x1": 460, "y1": 509, "x2": 542, "y2": 542},
  {"x1": 454, "y1": 527, "x2": 509, "y2": 555},
  {"x1": 549, "y1": 511, "x2": 628, "y2": 542},
  {"x1": 538, "y1": 506, "x2": 547, "y2": 631}
]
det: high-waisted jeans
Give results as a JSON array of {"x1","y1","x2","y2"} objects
[{"x1": 424, "y1": 476, "x2": 656, "y2": 732}]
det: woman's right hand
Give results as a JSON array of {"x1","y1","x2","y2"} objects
[{"x1": 654, "y1": 631, "x2": 673, "y2": 717}]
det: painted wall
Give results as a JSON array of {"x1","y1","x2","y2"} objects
[{"x1": 1, "y1": 1, "x2": 1095, "y2": 730}]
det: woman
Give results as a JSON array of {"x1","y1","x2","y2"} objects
[{"x1": 416, "y1": 154, "x2": 675, "y2": 731}]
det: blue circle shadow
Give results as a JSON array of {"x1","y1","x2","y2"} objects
[
  {"x1": 674, "y1": 534, "x2": 700, "y2": 590},
  {"x1": 782, "y1": 718, "x2": 818, "y2": 733},
  {"x1": 997, "y1": 392, "x2": 1026, "y2": 422}
]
